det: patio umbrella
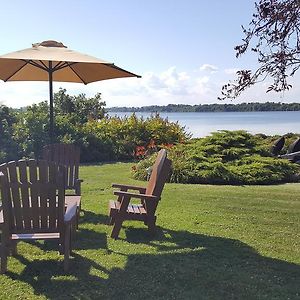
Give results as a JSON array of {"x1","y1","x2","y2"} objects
[{"x1": 0, "y1": 40, "x2": 141, "y2": 141}]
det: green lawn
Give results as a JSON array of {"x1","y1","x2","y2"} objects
[{"x1": 0, "y1": 162, "x2": 299, "y2": 299}]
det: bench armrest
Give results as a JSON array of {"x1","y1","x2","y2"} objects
[
  {"x1": 112, "y1": 183, "x2": 146, "y2": 193},
  {"x1": 279, "y1": 151, "x2": 300, "y2": 160},
  {"x1": 64, "y1": 202, "x2": 77, "y2": 224},
  {"x1": 113, "y1": 190, "x2": 157, "y2": 200}
]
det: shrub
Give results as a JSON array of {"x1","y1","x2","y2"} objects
[
  {"x1": 81, "y1": 113, "x2": 189, "y2": 161},
  {"x1": 132, "y1": 130, "x2": 300, "y2": 185}
]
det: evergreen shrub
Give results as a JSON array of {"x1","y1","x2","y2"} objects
[{"x1": 132, "y1": 130, "x2": 300, "y2": 185}]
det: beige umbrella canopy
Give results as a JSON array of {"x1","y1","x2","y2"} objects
[{"x1": 0, "y1": 40, "x2": 141, "y2": 140}]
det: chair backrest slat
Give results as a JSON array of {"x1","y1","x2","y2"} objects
[
  {"x1": 43, "y1": 143, "x2": 80, "y2": 190},
  {"x1": 18, "y1": 160, "x2": 31, "y2": 229},
  {"x1": 39, "y1": 181, "x2": 49, "y2": 229},
  {"x1": 48, "y1": 182, "x2": 57, "y2": 229},
  {"x1": 0, "y1": 160, "x2": 65, "y2": 234},
  {"x1": 39, "y1": 160, "x2": 48, "y2": 183},
  {"x1": 144, "y1": 149, "x2": 171, "y2": 215},
  {"x1": 7, "y1": 161, "x2": 23, "y2": 230},
  {"x1": 68, "y1": 145, "x2": 75, "y2": 187},
  {"x1": 146, "y1": 149, "x2": 170, "y2": 197},
  {"x1": 28, "y1": 159, "x2": 38, "y2": 183},
  {"x1": 30, "y1": 179, "x2": 40, "y2": 228}
]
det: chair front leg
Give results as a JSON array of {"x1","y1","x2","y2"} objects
[
  {"x1": 10, "y1": 240, "x2": 18, "y2": 256},
  {"x1": 109, "y1": 215, "x2": 115, "y2": 225},
  {"x1": 0, "y1": 241, "x2": 8, "y2": 273},
  {"x1": 110, "y1": 195, "x2": 131, "y2": 239},
  {"x1": 147, "y1": 215, "x2": 157, "y2": 235},
  {"x1": 111, "y1": 218, "x2": 124, "y2": 239},
  {"x1": 63, "y1": 224, "x2": 71, "y2": 271}
]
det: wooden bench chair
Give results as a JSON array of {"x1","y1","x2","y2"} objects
[
  {"x1": 108, "y1": 149, "x2": 172, "y2": 239},
  {"x1": 43, "y1": 143, "x2": 82, "y2": 224},
  {"x1": 0, "y1": 159, "x2": 77, "y2": 272}
]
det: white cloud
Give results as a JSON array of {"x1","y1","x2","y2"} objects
[
  {"x1": 1, "y1": 65, "x2": 300, "y2": 109},
  {"x1": 0, "y1": 81, "x2": 49, "y2": 108},
  {"x1": 224, "y1": 68, "x2": 239, "y2": 75},
  {"x1": 200, "y1": 64, "x2": 218, "y2": 73},
  {"x1": 192, "y1": 76, "x2": 214, "y2": 97}
]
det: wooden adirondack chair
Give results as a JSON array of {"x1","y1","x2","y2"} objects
[
  {"x1": 0, "y1": 159, "x2": 77, "y2": 272},
  {"x1": 108, "y1": 149, "x2": 172, "y2": 239},
  {"x1": 43, "y1": 143, "x2": 82, "y2": 224}
]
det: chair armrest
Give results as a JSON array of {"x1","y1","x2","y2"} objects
[
  {"x1": 279, "y1": 151, "x2": 300, "y2": 160},
  {"x1": 114, "y1": 190, "x2": 157, "y2": 200},
  {"x1": 64, "y1": 202, "x2": 77, "y2": 224},
  {"x1": 112, "y1": 183, "x2": 146, "y2": 193}
]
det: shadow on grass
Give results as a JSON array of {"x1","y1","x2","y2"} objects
[
  {"x1": 79, "y1": 209, "x2": 108, "y2": 225},
  {"x1": 5, "y1": 225, "x2": 300, "y2": 299},
  {"x1": 27, "y1": 227, "x2": 108, "y2": 252}
]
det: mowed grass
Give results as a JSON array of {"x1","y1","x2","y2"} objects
[{"x1": 0, "y1": 162, "x2": 299, "y2": 299}]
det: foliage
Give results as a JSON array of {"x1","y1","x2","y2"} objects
[
  {"x1": 82, "y1": 113, "x2": 189, "y2": 161},
  {"x1": 8, "y1": 93, "x2": 189, "y2": 162},
  {"x1": 12, "y1": 90, "x2": 107, "y2": 159},
  {"x1": 0, "y1": 105, "x2": 20, "y2": 163},
  {"x1": 54, "y1": 88, "x2": 106, "y2": 123},
  {"x1": 13, "y1": 101, "x2": 51, "y2": 159},
  {"x1": 133, "y1": 130, "x2": 300, "y2": 185},
  {"x1": 220, "y1": 0, "x2": 300, "y2": 99}
]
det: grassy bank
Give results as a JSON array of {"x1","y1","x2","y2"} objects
[{"x1": 0, "y1": 162, "x2": 299, "y2": 299}]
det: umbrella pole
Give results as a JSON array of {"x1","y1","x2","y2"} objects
[{"x1": 49, "y1": 62, "x2": 54, "y2": 143}]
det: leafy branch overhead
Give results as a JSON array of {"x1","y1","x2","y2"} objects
[{"x1": 220, "y1": 0, "x2": 300, "y2": 100}]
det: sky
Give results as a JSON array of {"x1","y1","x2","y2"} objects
[{"x1": 0, "y1": 0, "x2": 299, "y2": 108}]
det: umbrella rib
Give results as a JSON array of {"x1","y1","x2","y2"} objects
[
  {"x1": 26, "y1": 60, "x2": 48, "y2": 72},
  {"x1": 53, "y1": 62, "x2": 77, "y2": 72},
  {"x1": 25, "y1": 60, "x2": 76, "y2": 73},
  {"x1": 3, "y1": 61, "x2": 29, "y2": 81},
  {"x1": 53, "y1": 61, "x2": 69, "y2": 70},
  {"x1": 104, "y1": 63, "x2": 141, "y2": 78},
  {"x1": 69, "y1": 64, "x2": 88, "y2": 84}
]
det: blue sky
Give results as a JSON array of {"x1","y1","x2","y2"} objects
[{"x1": 0, "y1": 0, "x2": 299, "y2": 108}]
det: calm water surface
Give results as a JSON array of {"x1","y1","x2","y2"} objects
[{"x1": 108, "y1": 111, "x2": 300, "y2": 138}]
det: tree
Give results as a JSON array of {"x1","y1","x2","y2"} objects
[
  {"x1": 54, "y1": 88, "x2": 106, "y2": 123},
  {"x1": 220, "y1": 0, "x2": 300, "y2": 100},
  {"x1": 14, "y1": 101, "x2": 50, "y2": 158},
  {"x1": 0, "y1": 105, "x2": 19, "y2": 162}
]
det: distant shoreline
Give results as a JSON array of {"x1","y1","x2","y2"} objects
[
  {"x1": 107, "y1": 102, "x2": 300, "y2": 113},
  {"x1": 107, "y1": 110, "x2": 300, "y2": 113}
]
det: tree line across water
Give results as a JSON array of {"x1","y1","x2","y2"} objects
[{"x1": 108, "y1": 102, "x2": 300, "y2": 113}]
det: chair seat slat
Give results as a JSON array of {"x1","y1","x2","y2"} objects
[{"x1": 11, "y1": 232, "x2": 60, "y2": 240}]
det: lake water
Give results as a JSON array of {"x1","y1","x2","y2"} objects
[{"x1": 108, "y1": 111, "x2": 300, "y2": 138}]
